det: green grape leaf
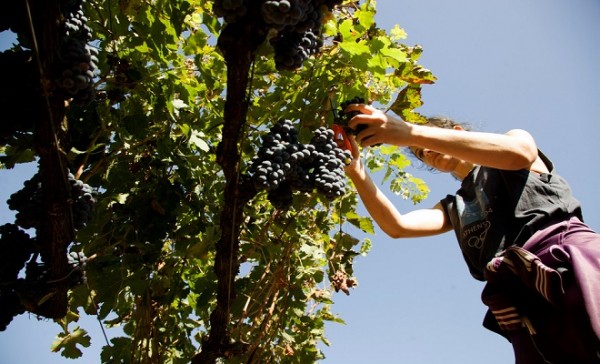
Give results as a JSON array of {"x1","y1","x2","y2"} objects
[
  {"x1": 51, "y1": 327, "x2": 91, "y2": 359},
  {"x1": 390, "y1": 25, "x2": 408, "y2": 41}
]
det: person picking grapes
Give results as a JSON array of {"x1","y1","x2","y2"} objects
[{"x1": 342, "y1": 102, "x2": 600, "y2": 363}]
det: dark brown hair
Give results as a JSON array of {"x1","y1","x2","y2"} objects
[
  {"x1": 406, "y1": 116, "x2": 472, "y2": 173},
  {"x1": 425, "y1": 116, "x2": 472, "y2": 131}
]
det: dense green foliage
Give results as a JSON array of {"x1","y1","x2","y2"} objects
[{"x1": 0, "y1": 0, "x2": 434, "y2": 362}]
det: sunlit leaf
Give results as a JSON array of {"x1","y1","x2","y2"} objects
[
  {"x1": 357, "y1": 7, "x2": 375, "y2": 30},
  {"x1": 339, "y1": 18, "x2": 360, "y2": 41},
  {"x1": 390, "y1": 25, "x2": 408, "y2": 41},
  {"x1": 380, "y1": 46, "x2": 407, "y2": 63},
  {"x1": 339, "y1": 39, "x2": 371, "y2": 57},
  {"x1": 51, "y1": 327, "x2": 91, "y2": 359}
]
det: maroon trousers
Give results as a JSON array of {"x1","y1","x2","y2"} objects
[{"x1": 482, "y1": 217, "x2": 600, "y2": 363}]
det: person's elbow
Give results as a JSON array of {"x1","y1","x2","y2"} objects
[
  {"x1": 505, "y1": 129, "x2": 539, "y2": 170},
  {"x1": 378, "y1": 224, "x2": 403, "y2": 239},
  {"x1": 381, "y1": 223, "x2": 414, "y2": 239},
  {"x1": 385, "y1": 230, "x2": 406, "y2": 239},
  {"x1": 509, "y1": 148, "x2": 538, "y2": 170}
]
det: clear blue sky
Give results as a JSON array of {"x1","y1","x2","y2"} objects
[{"x1": 1, "y1": 0, "x2": 600, "y2": 363}]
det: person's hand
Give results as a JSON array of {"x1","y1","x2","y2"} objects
[
  {"x1": 343, "y1": 134, "x2": 365, "y2": 178},
  {"x1": 344, "y1": 104, "x2": 413, "y2": 148}
]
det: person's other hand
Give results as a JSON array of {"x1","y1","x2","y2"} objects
[{"x1": 345, "y1": 104, "x2": 413, "y2": 148}]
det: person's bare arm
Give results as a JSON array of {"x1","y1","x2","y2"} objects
[
  {"x1": 345, "y1": 139, "x2": 452, "y2": 238},
  {"x1": 346, "y1": 104, "x2": 538, "y2": 171}
]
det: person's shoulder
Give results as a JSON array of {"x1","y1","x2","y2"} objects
[{"x1": 505, "y1": 128, "x2": 535, "y2": 140}]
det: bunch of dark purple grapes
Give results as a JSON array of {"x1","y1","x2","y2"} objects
[
  {"x1": 249, "y1": 119, "x2": 351, "y2": 209},
  {"x1": 263, "y1": 0, "x2": 326, "y2": 70},
  {"x1": 0, "y1": 224, "x2": 33, "y2": 331},
  {"x1": 7, "y1": 171, "x2": 97, "y2": 231},
  {"x1": 212, "y1": 0, "x2": 248, "y2": 23},
  {"x1": 212, "y1": 0, "x2": 344, "y2": 71},
  {"x1": 66, "y1": 251, "x2": 88, "y2": 285},
  {"x1": 0, "y1": 248, "x2": 89, "y2": 331},
  {"x1": 0, "y1": 288, "x2": 24, "y2": 331},
  {"x1": 7, "y1": 173, "x2": 44, "y2": 230},
  {"x1": 0, "y1": 50, "x2": 38, "y2": 146},
  {"x1": 0, "y1": 224, "x2": 35, "y2": 285},
  {"x1": 56, "y1": 0, "x2": 98, "y2": 104},
  {"x1": 68, "y1": 173, "x2": 97, "y2": 230}
]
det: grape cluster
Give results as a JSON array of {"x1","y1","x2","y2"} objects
[
  {"x1": 212, "y1": 0, "x2": 248, "y2": 23},
  {"x1": 0, "y1": 224, "x2": 35, "y2": 284},
  {"x1": 0, "y1": 170, "x2": 94, "y2": 330},
  {"x1": 0, "y1": 1, "x2": 27, "y2": 35},
  {"x1": 67, "y1": 251, "x2": 87, "y2": 267},
  {"x1": 212, "y1": 0, "x2": 344, "y2": 71},
  {"x1": 7, "y1": 173, "x2": 44, "y2": 230},
  {"x1": 260, "y1": 0, "x2": 312, "y2": 29},
  {"x1": 67, "y1": 251, "x2": 88, "y2": 285},
  {"x1": 7, "y1": 171, "x2": 98, "y2": 231},
  {"x1": 0, "y1": 50, "x2": 39, "y2": 146},
  {"x1": 309, "y1": 127, "x2": 350, "y2": 199},
  {"x1": 68, "y1": 173, "x2": 97, "y2": 230},
  {"x1": 270, "y1": 27, "x2": 323, "y2": 71},
  {"x1": 249, "y1": 119, "x2": 351, "y2": 209},
  {"x1": 262, "y1": 0, "x2": 325, "y2": 71},
  {"x1": 13, "y1": 260, "x2": 66, "y2": 313},
  {"x1": 267, "y1": 181, "x2": 294, "y2": 210},
  {"x1": 249, "y1": 119, "x2": 299, "y2": 191},
  {"x1": 0, "y1": 289, "x2": 24, "y2": 331},
  {"x1": 0, "y1": 224, "x2": 32, "y2": 331},
  {"x1": 22, "y1": 255, "x2": 86, "y2": 294},
  {"x1": 334, "y1": 96, "x2": 366, "y2": 135},
  {"x1": 0, "y1": 250, "x2": 88, "y2": 330},
  {"x1": 56, "y1": 0, "x2": 98, "y2": 104}
]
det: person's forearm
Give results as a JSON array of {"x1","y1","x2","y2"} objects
[
  {"x1": 346, "y1": 168, "x2": 406, "y2": 237},
  {"x1": 407, "y1": 124, "x2": 538, "y2": 170}
]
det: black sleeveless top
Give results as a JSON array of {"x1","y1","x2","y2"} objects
[{"x1": 440, "y1": 152, "x2": 583, "y2": 280}]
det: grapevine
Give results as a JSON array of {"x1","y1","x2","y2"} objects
[
  {"x1": 0, "y1": 165, "x2": 95, "y2": 329},
  {"x1": 249, "y1": 119, "x2": 351, "y2": 209}
]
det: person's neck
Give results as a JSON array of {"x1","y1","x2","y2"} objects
[{"x1": 451, "y1": 161, "x2": 475, "y2": 181}]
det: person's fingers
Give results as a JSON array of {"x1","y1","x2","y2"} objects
[
  {"x1": 357, "y1": 132, "x2": 378, "y2": 148},
  {"x1": 348, "y1": 135, "x2": 361, "y2": 159},
  {"x1": 347, "y1": 112, "x2": 379, "y2": 130}
]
